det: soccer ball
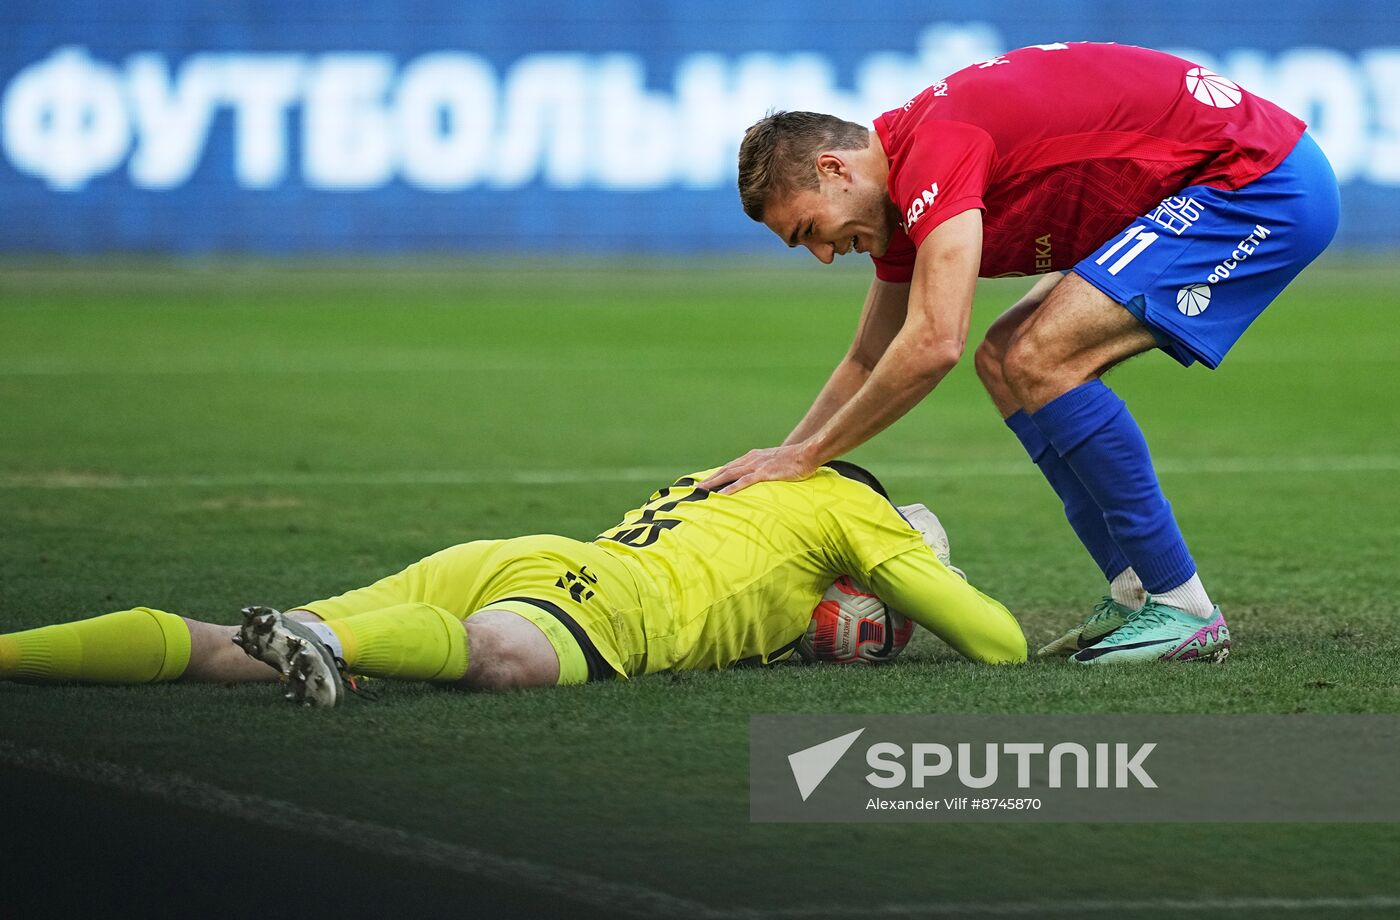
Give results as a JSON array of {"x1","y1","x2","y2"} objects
[{"x1": 798, "y1": 576, "x2": 914, "y2": 664}]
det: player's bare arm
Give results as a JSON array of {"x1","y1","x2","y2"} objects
[
  {"x1": 702, "y1": 209, "x2": 982, "y2": 494},
  {"x1": 782, "y1": 276, "x2": 910, "y2": 447}
]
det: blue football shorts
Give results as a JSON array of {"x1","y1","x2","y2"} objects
[{"x1": 1072, "y1": 132, "x2": 1340, "y2": 369}]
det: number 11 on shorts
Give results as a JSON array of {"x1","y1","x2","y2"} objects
[{"x1": 1095, "y1": 225, "x2": 1159, "y2": 275}]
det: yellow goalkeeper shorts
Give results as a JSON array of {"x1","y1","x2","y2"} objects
[{"x1": 294, "y1": 535, "x2": 644, "y2": 685}]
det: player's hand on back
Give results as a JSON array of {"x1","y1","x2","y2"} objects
[{"x1": 699, "y1": 443, "x2": 821, "y2": 494}]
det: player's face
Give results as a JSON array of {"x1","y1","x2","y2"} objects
[{"x1": 763, "y1": 155, "x2": 898, "y2": 263}]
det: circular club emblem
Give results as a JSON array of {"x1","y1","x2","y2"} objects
[
  {"x1": 1177, "y1": 284, "x2": 1212, "y2": 316},
  {"x1": 1186, "y1": 67, "x2": 1242, "y2": 108}
]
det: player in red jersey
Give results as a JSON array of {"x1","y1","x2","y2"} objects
[{"x1": 704, "y1": 42, "x2": 1339, "y2": 664}]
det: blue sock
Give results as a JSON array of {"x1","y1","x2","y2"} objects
[
  {"x1": 1005, "y1": 410, "x2": 1129, "y2": 581},
  {"x1": 1029, "y1": 381, "x2": 1196, "y2": 593}
]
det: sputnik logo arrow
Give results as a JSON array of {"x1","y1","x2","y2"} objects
[{"x1": 787, "y1": 728, "x2": 865, "y2": 801}]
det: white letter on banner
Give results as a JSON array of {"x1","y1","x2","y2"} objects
[
  {"x1": 492, "y1": 54, "x2": 589, "y2": 189},
  {"x1": 221, "y1": 54, "x2": 305, "y2": 189},
  {"x1": 1361, "y1": 49, "x2": 1400, "y2": 186},
  {"x1": 674, "y1": 53, "x2": 824, "y2": 189},
  {"x1": 1, "y1": 46, "x2": 130, "y2": 191},
  {"x1": 957, "y1": 743, "x2": 999, "y2": 789},
  {"x1": 1003, "y1": 743, "x2": 1044, "y2": 788},
  {"x1": 854, "y1": 24, "x2": 1005, "y2": 116},
  {"x1": 857, "y1": 51, "x2": 933, "y2": 120},
  {"x1": 672, "y1": 53, "x2": 762, "y2": 188},
  {"x1": 916, "y1": 23, "x2": 1005, "y2": 82},
  {"x1": 1116, "y1": 742, "x2": 1157, "y2": 789},
  {"x1": 761, "y1": 53, "x2": 858, "y2": 122},
  {"x1": 396, "y1": 52, "x2": 497, "y2": 191},
  {"x1": 671, "y1": 53, "x2": 858, "y2": 189},
  {"x1": 1048, "y1": 742, "x2": 1090, "y2": 789},
  {"x1": 126, "y1": 53, "x2": 221, "y2": 189},
  {"x1": 592, "y1": 55, "x2": 675, "y2": 189},
  {"x1": 303, "y1": 54, "x2": 395, "y2": 190},
  {"x1": 864, "y1": 742, "x2": 906, "y2": 788},
  {"x1": 1267, "y1": 48, "x2": 1366, "y2": 183},
  {"x1": 1217, "y1": 49, "x2": 1270, "y2": 99},
  {"x1": 910, "y1": 743, "x2": 952, "y2": 788}
]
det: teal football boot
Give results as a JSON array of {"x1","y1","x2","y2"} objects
[
  {"x1": 1072, "y1": 599, "x2": 1231, "y2": 665},
  {"x1": 1037, "y1": 596, "x2": 1134, "y2": 657}
]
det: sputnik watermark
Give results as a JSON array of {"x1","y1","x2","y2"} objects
[
  {"x1": 864, "y1": 741, "x2": 1156, "y2": 789},
  {"x1": 788, "y1": 733, "x2": 1156, "y2": 806},
  {"x1": 752, "y1": 714, "x2": 1400, "y2": 823}
]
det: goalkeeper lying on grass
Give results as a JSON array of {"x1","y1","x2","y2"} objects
[{"x1": 0, "y1": 463, "x2": 1025, "y2": 706}]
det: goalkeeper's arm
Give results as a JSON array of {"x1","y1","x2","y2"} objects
[{"x1": 864, "y1": 547, "x2": 1027, "y2": 664}]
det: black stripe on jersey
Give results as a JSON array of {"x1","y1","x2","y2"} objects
[
  {"x1": 765, "y1": 634, "x2": 803, "y2": 662},
  {"x1": 491, "y1": 596, "x2": 613, "y2": 682},
  {"x1": 822, "y1": 460, "x2": 892, "y2": 504},
  {"x1": 734, "y1": 633, "x2": 804, "y2": 669}
]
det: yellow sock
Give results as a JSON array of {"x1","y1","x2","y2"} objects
[
  {"x1": 325, "y1": 603, "x2": 468, "y2": 682},
  {"x1": 0, "y1": 608, "x2": 191, "y2": 683}
]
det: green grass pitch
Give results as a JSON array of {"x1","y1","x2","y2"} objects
[{"x1": 2, "y1": 256, "x2": 1399, "y2": 917}]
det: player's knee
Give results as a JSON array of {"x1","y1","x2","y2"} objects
[
  {"x1": 1001, "y1": 332, "x2": 1060, "y2": 402},
  {"x1": 973, "y1": 334, "x2": 1008, "y2": 390}
]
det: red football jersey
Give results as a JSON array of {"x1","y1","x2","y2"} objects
[{"x1": 870, "y1": 42, "x2": 1306, "y2": 281}]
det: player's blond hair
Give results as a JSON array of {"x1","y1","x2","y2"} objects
[{"x1": 737, "y1": 111, "x2": 870, "y2": 221}]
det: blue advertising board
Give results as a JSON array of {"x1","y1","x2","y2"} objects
[{"x1": 1, "y1": 1, "x2": 1396, "y2": 252}]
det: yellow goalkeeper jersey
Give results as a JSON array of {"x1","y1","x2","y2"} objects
[
  {"x1": 592, "y1": 466, "x2": 1024, "y2": 674},
  {"x1": 301, "y1": 465, "x2": 1025, "y2": 683}
]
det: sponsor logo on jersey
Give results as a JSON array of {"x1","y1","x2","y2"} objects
[
  {"x1": 1206, "y1": 224, "x2": 1271, "y2": 283},
  {"x1": 1148, "y1": 196, "x2": 1206, "y2": 235},
  {"x1": 905, "y1": 81, "x2": 949, "y2": 110},
  {"x1": 904, "y1": 182, "x2": 939, "y2": 227},
  {"x1": 1185, "y1": 67, "x2": 1243, "y2": 108},
  {"x1": 555, "y1": 565, "x2": 599, "y2": 602},
  {"x1": 1176, "y1": 284, "x2": 1211, "y2": 316},
  {"x1": 1034, "y1": 233, "x2": 1053, "y2": 272}
]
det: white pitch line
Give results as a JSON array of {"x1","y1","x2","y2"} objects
[
  {"x1": 1, "y1": 742, "x2": 1396, "y2": 919},
  {"x1": 1, "y1": 455, "x2": 1399, "y2": 490}
]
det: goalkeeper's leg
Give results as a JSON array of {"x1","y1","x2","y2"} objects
[
  {"x1": 304, "y1": 605, "x2": 561, "y2": 689},
  {"x1": 236, "y1": 605, "x2": 563, "y2": 704},
  {"x1": 183, "y1": 610, "x2": 327, "y2": 681},
  {"x1": 0, "y1": 607, "x2": 328, "y2": 685}
]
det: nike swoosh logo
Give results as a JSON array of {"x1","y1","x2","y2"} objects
[
  {"x1": 1073, "y1": 637, "x2": 1176, "y2": 661},
  {"x1": 1077, "y1": 623, "x2": 1125, "y2": 649}
]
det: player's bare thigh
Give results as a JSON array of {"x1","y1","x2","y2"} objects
[
  {"x1": 457, "y1": 609, "x2": 560, "y2": 690},
  {"x1": 974, "y1": 296, "x2": 1042, "y2": 418},
  {"x1": 1002, "y1": 272, "x2": 1160, "y2": 412}
]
